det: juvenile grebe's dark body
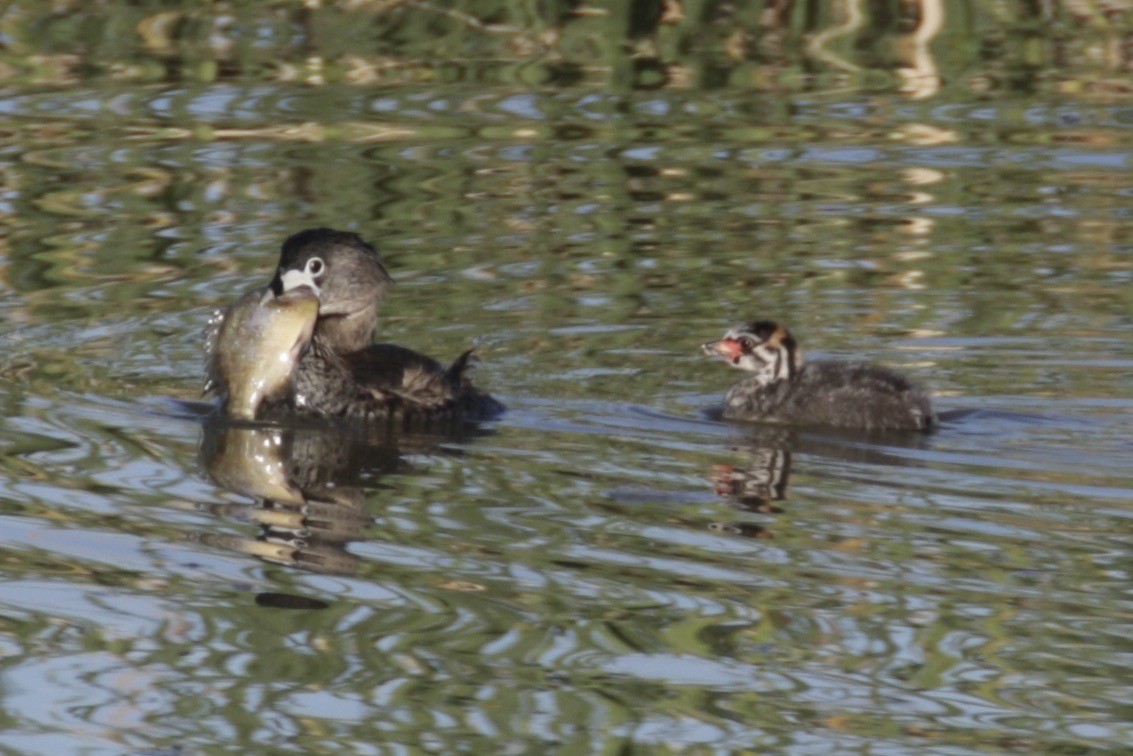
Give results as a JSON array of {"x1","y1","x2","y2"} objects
[
  {"x1": 255, "y1": 228, "x2": 502, "y2": 424},
  {"x1": 702, "y1": 320, "x2": 936, "y2": 432}
]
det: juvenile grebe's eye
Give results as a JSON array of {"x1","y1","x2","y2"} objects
[
  {"x1": 307, "y1": 257, "x2": 325, "y2": 277},
  {"x1": 740, "y1": 337, "x2": 757, "y2": 352}
]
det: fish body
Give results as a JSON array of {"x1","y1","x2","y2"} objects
[{"x1": 207, "y1": 286, "x2": 319, "y2": 420}]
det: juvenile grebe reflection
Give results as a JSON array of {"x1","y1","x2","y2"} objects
[{"x1": 707, "y1": 423, "x2": 937, "y2": 537}]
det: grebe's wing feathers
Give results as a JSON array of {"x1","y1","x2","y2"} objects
[{"x1": 345, "y1": 343, "x2": 462, "y2": 410}]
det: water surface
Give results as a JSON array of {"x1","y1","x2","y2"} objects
[{"x1": 0, "y1": 2, "x2": 1131, "y2": 752}]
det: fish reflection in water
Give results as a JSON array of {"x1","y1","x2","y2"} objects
[
  {"x1": 198, "y1": 419, "x2": 387, "y2": 574},
  {"x1": 198, "y1": 417, "x2": 486, "y2": 576}
]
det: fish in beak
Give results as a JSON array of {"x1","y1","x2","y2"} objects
[{"x1": 209, "y1": 285, "x2": 320, "y2": 420}]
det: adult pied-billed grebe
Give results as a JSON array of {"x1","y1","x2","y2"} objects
[
  {"x1": 702, "y1": 320, "x2": 936, "y2": 432},
  {"x1": 261, "y1": 228, "x2": 503, "y2": 423}
]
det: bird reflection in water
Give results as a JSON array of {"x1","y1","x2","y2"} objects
[
  {"x1": 707, "y1": 424, "x2": 935, "y2": 538},
  {"x1": 198, "y1": 417, "x2": 482, "y2": 577},
  {"x1": 708, "y1": 429, "x2": 793, "y2": 539}
]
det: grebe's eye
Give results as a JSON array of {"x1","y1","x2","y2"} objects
[
  {"x1": 307, "y1": 257, "x2": 325, "y2": 277},
  {"x1": 739, "y1": 337, "x2": 757, "y2": 352}
]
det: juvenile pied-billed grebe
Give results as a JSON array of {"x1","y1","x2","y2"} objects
[
  {"x1": 263, "y1": 228, "x2": 503, "y2": 423},
  {"x1": 702, "y1": 320, "x2": 936, "y2": 432},
  {"x1": 205, "y1": 285, "x2": 319, "y2": 420}
]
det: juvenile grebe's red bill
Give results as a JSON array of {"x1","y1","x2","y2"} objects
[{"x1": 702, "y1": 338, "x2": 746, "y2": 365}]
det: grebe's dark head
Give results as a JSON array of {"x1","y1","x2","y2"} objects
[
  {"x1": 270, "y1": 228, "x2": 392, "y2": 317},
  {"x1": 270, "y1": 228, "x2": 393, "y2": 352},
  {"x1": 701, "y1": 320, "x2": 802, "y2": 384}
]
